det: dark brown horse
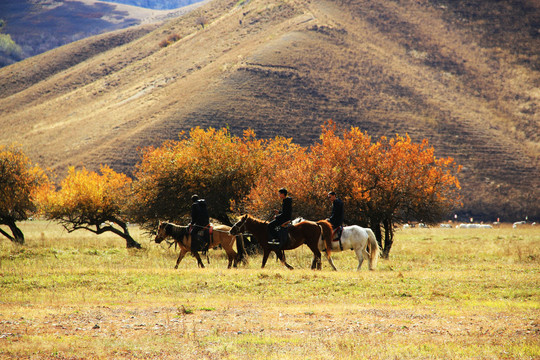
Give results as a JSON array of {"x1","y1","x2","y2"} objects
[
  {"x1": 154, "y1": 221, "x2": 241, "y2": 269},
  {"x1": 229, "y1": 215, "x2": 336, "y2": 270}
]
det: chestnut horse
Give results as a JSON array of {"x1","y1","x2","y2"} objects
[
  {"x1": 229, "y1": 215, "x2": 336, "y2": 270},
  {"x1": 154, "y1": 221, "x2": 241, "y2": 269}
]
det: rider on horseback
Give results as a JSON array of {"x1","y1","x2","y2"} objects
[
  {"x1": 327, "y1": 191, "x2": 344, "y2": 239},
  {"x1": 268, "y1": 188, "x2": 292, "y2": 246},
  {"x1": 189, "y1": 194, "x2": 210, "y2": 252}
]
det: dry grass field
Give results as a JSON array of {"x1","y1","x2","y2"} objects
[{"x1": 1, "y1": 220, "x2": 538, "y2": 359}]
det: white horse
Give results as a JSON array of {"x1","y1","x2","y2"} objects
[{"x1": 319, "y1": 225, "x2": 381, "y2": 271}]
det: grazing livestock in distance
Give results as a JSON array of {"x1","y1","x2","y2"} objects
[{"x1": 457, "y1": 223, "x2": 493, "y2": 229}]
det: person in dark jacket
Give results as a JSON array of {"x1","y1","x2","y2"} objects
[
  {"x1": 327, "y1": 191, "x2": 344, "y2": 230},
  {"x1": 268, "y1": 188, "x2": 292, "y2": 246},
  {"x1": 190, "y1": 194, "x2": 210, "y2": 252}
]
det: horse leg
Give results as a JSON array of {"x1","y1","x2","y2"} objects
[
  {"x1": 306, "y1": 243, "x2": 323, "y2": 271},
  {"x1": 175, "y1": 249, "x2": 188, "y2": 269},
  {"x1": 224, "y1": 241, "x2": 237, "y2": 269},
  {"x1": 261, "y1": 248, "x2": 271, "y2": 268},
  {"x1": 276, "y1": 250, "x2": 294, "y2": 270},
  {"x1": 232, "y1": 249, "x2": 239, "y2": 268},
  {"x1": 311, "y1": 256, "x2": 318, "y2": 270},
  {"x1": 326, "y1": 255, "x2": 338, "y2": 271},
  {"x1": 193, "y1": 251, "x2": 205, "y2": 268},
  {"x1": 322, "y1": 243, "x2": 338, "y2": 271},
  {"x1": 227, "y1": 248, "x2": 237, "y2": 269},
  {"x1": 355, "y1": 248, "x2": 365, "y2": 271}
]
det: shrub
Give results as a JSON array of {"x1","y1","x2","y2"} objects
[{"x1": 159, "y1": 33, "x2": 181, "y2": 48}]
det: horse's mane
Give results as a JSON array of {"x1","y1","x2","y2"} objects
[
  {"x1": 164, "y1": 222, "x2": 187, "y2": 239},
  {"x1": 246, "y1": 214, "x2": 267, "y2": 225}
]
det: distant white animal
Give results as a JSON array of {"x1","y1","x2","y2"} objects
[
  {"x1": 458, "y1": 223, "x2": 492, "y2": 229},
  {"x1": 513, "y1": 221, "x2": 527, "y2": 228},
  {"x1": 440, "y1": 224, "x2": 452, "y2": 228}
]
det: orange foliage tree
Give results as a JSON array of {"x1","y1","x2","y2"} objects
[
  {"x1": 361, "y1": 134, "x2": 462, "y2": 257},
  {"x1": 0, "y1": 145, "x2": 49, "y2": 244},
  {"x1": 242, "y1": 137, "x2": 310, "y2": 219},
  {"x1": 244, "y1": 122, "x2": 461, "y2": 258},
  {"x1": 38, "y1": 165, "x2": 141, "y2": 248},
  {"x1": 131, "y1": 127, "x2": 264, "y2": 229},
  {"x1": 244, "y1": 123, "x2": 378, "y2": 221}
]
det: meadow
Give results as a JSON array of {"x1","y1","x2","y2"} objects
[{"x1": 0, "y1": 220, "x2": 538, "y2": 359}]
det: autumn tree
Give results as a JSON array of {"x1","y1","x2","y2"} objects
[
  {"x1": 0, "y1": 145, "x2": 48, "y2": 244},
  {"x1": 38, "y1": 165, "x2": 141, "y2": 248},
  {"x1": 363, "y1": 134, "x2": 461, "y2": 256},
  {"x1": 244, "y1": 122, "x2": 461, "y2": 258},
  {"x1": 245, "y1": 124, "x2": 378, "y2": 223},
  {"x1": 131, "y1": 127, "x2": 264, "y2": 229},
  {"x1": 243, "y1": 136, "x2": 310, "y2": 219}
]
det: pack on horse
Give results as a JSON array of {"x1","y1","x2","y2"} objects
[
  {"x1": 321, "y1": 225, "x2": 380, "y2": 271},
  {"x1": 154, "y1": 221, "x2": 242, "y2": 269},
  {"x1": 229, "y1": 215, "x2": 336, "y2": 270}
]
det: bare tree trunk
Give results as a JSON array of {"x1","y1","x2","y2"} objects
[
  {"x1": 371, "y1": 222, "x2": 383, "y2": 250},
  {"x1": 0, "y1": 219, "x2": 25, "y2": 244},
  {"x1": 66, "y1": 218, "x2": 141, "y2": 249},
  {"x1": 382, "y1": 218, "x2": 394, "y2": 259},
  {"x1": 102, "y1": 219, "x2": 141, "y2": 249}
]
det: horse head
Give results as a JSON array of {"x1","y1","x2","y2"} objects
[
  {"x1": 229, "y1": 215, "x2": 248, "y2": 235},
  {"x1": 154, "y1": 221, "x2": 168, "y2": 243}
]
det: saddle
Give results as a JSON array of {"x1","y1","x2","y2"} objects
[
  {"x1": 189, "y1": 224, "x2": 213, "y2": 253},
  {"x1": 270, "y1": 223, "x2": 291, "y2": 249}
]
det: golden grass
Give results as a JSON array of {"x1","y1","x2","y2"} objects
[{"x1": 0, "y1": 220, "x2": 538, "y2": 359}]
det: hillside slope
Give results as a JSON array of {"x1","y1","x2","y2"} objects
[
  {"x1": 0, "y1": 0, "x2": 210, "y2": 67},
  {"x1": 0, "y1": 0, "x2": 538, "y2": 220}
]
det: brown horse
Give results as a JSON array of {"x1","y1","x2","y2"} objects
[
  {"x1": 229, "y1": 215, "x2": 336, "y2": 270},
  {"x1": 154, "y1": 221, "x2": 242, "y2": 269}
]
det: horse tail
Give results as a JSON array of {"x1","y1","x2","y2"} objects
[
  {"x1": 366, "y1": 228, "x2": 380, "y2": 270},
  {"x1": 317, "y1": 220, "x2": 333, "y2": 259}
]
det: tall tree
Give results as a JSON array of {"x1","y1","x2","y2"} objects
[
  {"x1": 0, "y1": 145, "x2": 48, "y2": 244},
  {"x1": 363, "y1": 134, "x2": 462, "y2": 257},
  {"x1": 131, "y1": 127, "x2": 264, "y2": 229}
]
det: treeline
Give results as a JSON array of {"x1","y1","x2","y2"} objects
[{"x1": 0, "y1": 123, "x2": 461, "y2": 257}]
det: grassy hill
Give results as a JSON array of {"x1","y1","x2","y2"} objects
[
  {"x1": 0, "y1": 0, "x2": 538, "y2": 221},
  {"x1": 0, "y1": 0, "x2": 206, "y2": 66}
]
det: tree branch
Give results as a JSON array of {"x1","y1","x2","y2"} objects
[{"x1": 0, "y1": 227, "x2": 14, "y2": 241}]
